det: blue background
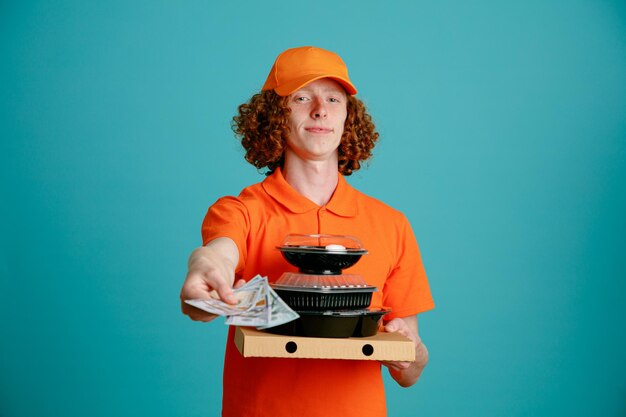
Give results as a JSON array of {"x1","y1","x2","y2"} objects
[{"x1": 2, "y1": 1, "x2": 625, "y2": 416}]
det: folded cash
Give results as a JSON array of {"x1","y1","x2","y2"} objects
[{"x1": 185, "y1": 275, "x2": 299, "y2": 329}]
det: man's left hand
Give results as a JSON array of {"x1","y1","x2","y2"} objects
[{"x1": 380, "y1": 316, "x2": 429, "y2": 387}]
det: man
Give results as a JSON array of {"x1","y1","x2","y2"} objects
[{"x1": 180, "y1": 46, "x2": 434, "y2": 417}]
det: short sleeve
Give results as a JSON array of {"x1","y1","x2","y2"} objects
[
  {"x1": 382, "y1": 216, "x2": 435, "y2": 320},
  {"x1": 201, "y1": 196, "x2": 250, "y2": 273}
]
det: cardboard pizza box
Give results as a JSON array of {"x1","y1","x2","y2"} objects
[{"x1": 234, "y1": 326, "x2": 415, "y2": 361}]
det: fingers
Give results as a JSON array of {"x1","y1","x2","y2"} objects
[
  {"x1": 384, "y1": 319, "x2": 409, "y2": 337},
  {"x1": 180, "y1": 300, "x2": 219, "y2": 322},
  {"x1": 233, "y1": 278, "x2": 247, "y2": 289},
  {"x1": 215, "y1": 279, "x2": 247, "y2": 303},
  {"x1": 213, "y1": 280, "x2": 238, "y2": 305},
  {"x1": 181, "y1": 266, "x2": 237, "y2": 304},
  {"x1": 385, "y1": 320, "x2": 400, "y2": 333},
  {"x1": 384, "y1": 318, "x2": 418, "y2": 344},
  {"x1": 380, "y1": 360, "x2": 411, "y2": 371},
  {"x1": 180, "y1": 270, "x2": 215, "y2": 299}
]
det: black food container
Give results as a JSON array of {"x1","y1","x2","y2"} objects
[
  {"x1": 273, "y1": 286, "x2": 375, "y2": 310},
  {"x1": 272, "y1": 272, "x2": 376, "y2": 311},
  {"x1": 267, "y1": 308, "x2": 390, "y2": 338},
  {"x1": 277, "y1": 234, "x2": 368, "y2": 275}
]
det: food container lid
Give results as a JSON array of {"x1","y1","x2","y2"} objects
[
  {"x1": 272, "y1": 272, "x2": 377, "y2": 293},
  {"x1": 277, "y1": 234, "x2": 367, "y2": 254},
  {"x1": 297, "y1": 308, "x2": 391, "y2": 317}
]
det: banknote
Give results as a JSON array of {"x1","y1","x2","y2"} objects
[
  {"x1": 186, "y1": 274, "x2": 298, "y2": 329},
  {"x1": 185, "y1": 288, "x2": 260, "y2": 316},
  {"x1": 256, "y1": 286, "x2": 299, "y2": 329}
]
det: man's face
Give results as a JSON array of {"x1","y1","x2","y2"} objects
[{"x1": 285, "y1": 78, "x2": 348, "y2": 163}]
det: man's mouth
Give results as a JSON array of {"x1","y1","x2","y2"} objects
[{"x1": 305, "y1": 127, "x2": 333, "y2": 133}]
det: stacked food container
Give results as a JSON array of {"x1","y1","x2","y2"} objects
[{"x1": 269, "y1": 234, "x2": 389, "y2": 338}]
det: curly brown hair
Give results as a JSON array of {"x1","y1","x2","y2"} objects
[{"x1": 232, "y1": 90, "x2": 379, "y2": 176}]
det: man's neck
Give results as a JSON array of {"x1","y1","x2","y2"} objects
[{"x1": 282, "y1": 156, "x2": 339, "y2": 206}]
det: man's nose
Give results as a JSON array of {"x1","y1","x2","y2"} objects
[{"x1": 311, "y1": 98, "x2": 327, "y2": 119}]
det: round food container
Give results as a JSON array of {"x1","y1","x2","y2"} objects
[
  {"x1": 277, "y1": 234, "x2": 368, "y2": 275},
  {"x1": 267, "y1": 308, "x2": 390, "y2": 338},
  {"x1": 272, "y1": 272, "x2": 377, "y2": 311}
]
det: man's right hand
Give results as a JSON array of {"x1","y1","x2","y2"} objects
[{"x1": 179, "y1": 237, "x2": 242, "y2": 322}]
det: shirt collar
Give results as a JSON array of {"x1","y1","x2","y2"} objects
[{"x1": 262, "y1": 167, "x2": 358, "y2": 217}]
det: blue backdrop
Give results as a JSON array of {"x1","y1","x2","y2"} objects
[{"x1": 2, "y1": 1, "x2": 625, "y2": 416}]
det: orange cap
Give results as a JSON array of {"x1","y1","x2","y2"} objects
[{"x1": 262, "y1": 46, "x2": 357, "y2": 96}]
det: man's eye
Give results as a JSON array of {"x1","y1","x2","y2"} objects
[
  {"x1": 296, "y1": 96, "x2": 309, "y2": 102},
  {"x1": 329, "y1": 97, "x2": 340, "y2": 103}
]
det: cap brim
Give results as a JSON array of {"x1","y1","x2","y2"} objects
[{"x1": 273, "y1": 74, "x2": 357, "y2": 96}]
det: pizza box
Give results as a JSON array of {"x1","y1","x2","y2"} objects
[{"x1": 234, "y1": 326, "x2": 415, "y2": 361}]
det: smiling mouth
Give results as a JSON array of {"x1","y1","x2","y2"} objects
[{"x1": 305, "y1": 127, "x2": 333, "y2": 133}]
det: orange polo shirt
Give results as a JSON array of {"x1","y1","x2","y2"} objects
[{"x1": 202, "y1": 167, "x2": 435, "y2": 417}]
